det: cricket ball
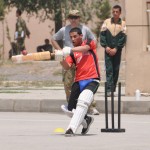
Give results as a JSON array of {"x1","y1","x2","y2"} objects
[{"x1": 22, "y1": 50, "x2": 28, "y2": 55}]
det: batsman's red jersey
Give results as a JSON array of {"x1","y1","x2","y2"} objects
[{"x1": 66, "y1": 39, "x2": 100, "y2": 82}]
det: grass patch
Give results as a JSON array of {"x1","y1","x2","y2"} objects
[
  {"x1": 0, "y1": 80, "x2": 63, "y2": 88},
  {"x1": 53, "y1": 69, "x2": 62, "y2": 76},
  {"x1": 0, "y1": 90, "x2": 29, "y2": 93},
  {"x1": 0, "y1": 75, "x2": 7, "y2": 81}
]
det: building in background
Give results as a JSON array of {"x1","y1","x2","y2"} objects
[
  {"x1": 0, "y1": 8, "x2": 54, "y2": 59},
  {"x1": 125, "y1": 0, "x2": 150, "y2": 95},
  {"x1": 0, "y1": 0, "x2": 150, "y2": 95}
]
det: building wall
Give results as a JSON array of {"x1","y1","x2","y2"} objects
[
  {"x1": 0, "y1": 8, "x2": 54, "y2": 59},
  {"x1": 125, "y1": 0, "x2": 150, "y2": 95}
]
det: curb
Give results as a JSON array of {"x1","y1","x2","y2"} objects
[{"x1": 0, "y1": 98, "x2": 150, "y2": 114}]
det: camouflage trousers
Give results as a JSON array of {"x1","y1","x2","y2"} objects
[
  {"x1": 16, "y1": 38, "x2": 25, "y2": 54},
  {"x1": 63, "y1": 65, "x2": 97, "y2": 109},
  {"x1": 105, "y1": 50, "x2": 122, "y2": 92}
]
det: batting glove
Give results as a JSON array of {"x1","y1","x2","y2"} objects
[
  {"x1": 55, "y1": 50, "x2": 63, "y2": 61},
  {"x1": 63, "y1": 47, "x2": 72, "y2": 57}
]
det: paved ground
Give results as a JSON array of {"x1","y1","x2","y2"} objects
[
  {"x1": 0, "y1": 61, "x2": 149, "y2": 149},
  {"x1": 0, "y1": 112, "x2": 149, "y2": 150},
  {"x1": 0, "y1": 86, "x2": 150, "y2": 114}
]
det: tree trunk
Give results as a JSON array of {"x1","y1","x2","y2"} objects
[{"x1": 54, "y1": 0, "x2": 63, "y2": 48}]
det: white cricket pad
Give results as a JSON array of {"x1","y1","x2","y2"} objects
[{"x1": 67, "y1": 89, "x2": 94, "y2": 133}]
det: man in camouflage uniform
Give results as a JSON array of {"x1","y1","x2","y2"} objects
[
  {"x1": 100, "y1": 5, "x2": 127, "y2": 96},
  {"x1": 51, "y1": 10, "x2": 99, "y2": 115},
  {"x1": 63, "y1": 64, "x2": 75, "y2": 102},
  {"x1": 15, "y1": 9, "x2": 30, "y2": 54}
]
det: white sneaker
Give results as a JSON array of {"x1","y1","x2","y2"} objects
[
  {"x1": 107, "y1": 92, "x2": 111, "y2": 97},
  {"x1": 88, "y1": 108, "x2": 100, "y2": 115}
]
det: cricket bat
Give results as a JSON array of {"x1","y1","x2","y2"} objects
[{"x1": 11, "y1": 51, "x2": 55, "y2": 63}]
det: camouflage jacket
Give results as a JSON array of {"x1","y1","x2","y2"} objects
[
  {"x1": 15, "y1": 16, "x2": 30, "y2": 38},
  {"x1": 100, "y1": 17, "x2": 127, "y2": 51}
]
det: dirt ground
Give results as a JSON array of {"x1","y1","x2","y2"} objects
[
  {"x1": 0, "y1": 59, "x2": 125, "y2": 88},
  {"x1": 0, "y1": 60, "x2": 63, "y2": 87}
]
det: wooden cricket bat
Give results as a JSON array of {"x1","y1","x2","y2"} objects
[{"x1": 11, "y1": 51, "x2": 55, "y2": 63}]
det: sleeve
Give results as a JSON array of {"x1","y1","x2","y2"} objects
[
  {"x1": 25, "y1": 23, "x2": 30, "y2": 36},
  {"x1": 85, "y1": 27, "x2": 96, "y2": 41},
  {"x1": 22, "y1": 19, "x2": 30, "y2": 36},
  {"x1": 52, "y1": 27, "x2": 64, "y2": 41},
  {"x1": 84, "y1": 39, "x2": 96, "y2": 51},
  {"x1": 116, "y1": 22, "x2": 127, "y2": 50},
  {"x1": 25, "y1": 25, "x2": 30, "y2": 36},
  {"x1": 100, "y1": 20, "x2": 108, "y2": 48},
  {"x1": 15, "y1": 22, "x2": 18, "y2": 32}
]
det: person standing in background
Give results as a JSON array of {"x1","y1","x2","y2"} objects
[
  {"x1": 100, "y1": 5, "x2": 127, "y2": 96},
  {"x1": 15, "y1": 9, "x2": 30, "y2": 55}
]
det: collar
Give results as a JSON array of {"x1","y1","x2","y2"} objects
[{"x1": 111, "y1": 17, "x2": 122, "y2": 24}]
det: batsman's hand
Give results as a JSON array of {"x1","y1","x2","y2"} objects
[
  {"x1": 54, "y1": 47, "x2": 71, "y2": 61},
  {"x1": 54, "y1": 50, "x2": 63, "y2": 61},
  {"x1": 63, "y1": 47, "x2": 72, "y2": 57}
]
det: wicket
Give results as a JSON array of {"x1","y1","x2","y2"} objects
[{"x1": 101, "y1": 82, "x2": 125, "y2": 132}]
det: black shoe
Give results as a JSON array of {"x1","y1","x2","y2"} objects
[
  {"x1": 65, "y1": 128, "x2": 74, "y2": 137},
  {"x1": 81, "y1": 116, "x2": 94, "y2": 135}
]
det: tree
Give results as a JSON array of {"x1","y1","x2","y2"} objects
[
  {"x1": 4, "y1": 0, "x2": 92, "y2": 30},
  {"x1": 4, "y1": 0, "x2": 93, "y2": 48},
  {"x1": 92, "y1": 0, "x2": 111, "y2": 41},
  {"x1": 0, "y1": 0, "x2": 5, "y2": 20},
  {"x1": 4, "y1": 0, "x2": 111, "y2": 42},
  {"x1": 0, "y1": 0, "x2": 5, "y2": 60}
]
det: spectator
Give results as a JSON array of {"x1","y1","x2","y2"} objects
[
  {"x1": 15, "y1": 9, "x2": 30, "y2": 54},
  {"x1": 100, "y1": 5, "x2": 127, "y2": 96},
  {"x1": 8, "y1": 42, "x2": 18, "y2": 59},
  {"x1": 37, "y1": 39, "x2": 53, "y2": 53}
]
